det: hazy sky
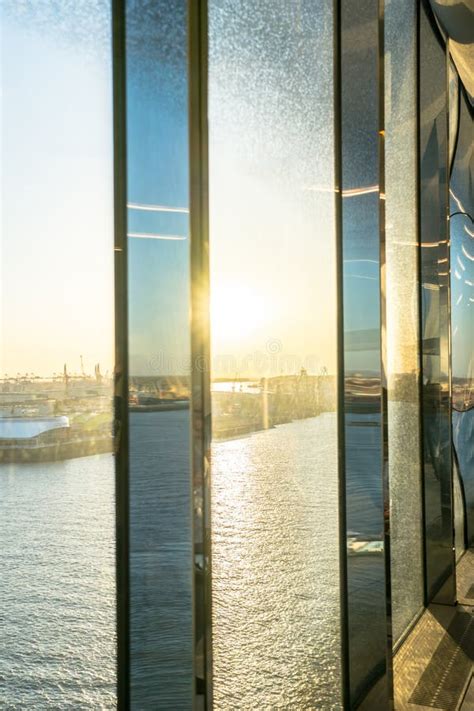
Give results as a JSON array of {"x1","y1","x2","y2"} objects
[
  {"x1": 1, "y1": 6, "x2": 115, "y2": 377},
  {"x1": 5, "y1": 2, "x2": 465, "y2": 383}
]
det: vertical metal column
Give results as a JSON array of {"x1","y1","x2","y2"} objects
[
  {"x1": 378, "y1": 0, "x2": 394, "y2": 703},
  {"x1": 189, "y1": 1, "x2": 213, "y2": 708},
  {"x1": 112, "y1": 0, "x2": 131, "y2": 707},
  {"x1": 334, "y1": 0, "x2": 350, "y2": 707}
]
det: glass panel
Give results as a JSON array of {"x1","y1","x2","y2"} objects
[
  {"x1": 340, "y1": 0, "x2": 389, "y2": 705},
  {"x1": 385, "y1": 0, "x2": 423, "y2": 645},
  {"x1": 419, "y1": 0, "x2": 455, "y2": 603},
  {"x1": 0, "y1": 2, "x2": 115, "y2": 707},
  {"x1": 450, "y1": 86, "x2": 474, "y2": 548},
  {"x1": 124, "y1": 1, "x2": 193, "y2": 706},
  {"x1": 208, "y1": 1, "x2": 341, "y2": 707}
]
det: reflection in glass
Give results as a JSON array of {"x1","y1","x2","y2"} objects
[
  {"x1": 448, "y1": 61, "x2": 459, "y2": 172},
  {"x1": 419, "y1": 0, "x2": 455, "y2": 604},
  {"x1": 208, "y1": 1, "x2": 341, "y2": 707},
  {"x1": 385, "y1": 0, "x2": 423, "y2": 646},
  {"x1": 453, "y1": 458, "x2": 466, "y2": 560},
  {"x1": 340, "y1": 0, "x2": 389, "y2": 705},
  {"x1": 125, "y1": 1, "x2": 193, "y2": 706},
  {"x1": 450, "y1": 85, "x2": 473, "y2": 549},
  {"x1": 0, "y1": 1, "x2": 115, "y2": 706}
]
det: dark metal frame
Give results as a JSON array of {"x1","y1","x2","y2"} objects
[
  {"x1": 415, "y1": 0, "x2": 429, "y2": 611},
  {"x1": 377, "y1": 0, "x2": 394, "y2": 705},
  {"x1": 333, "y1": 0, "x2": 351, "y2": 707},
  {"x1": 112, "y1": 0, "x2": 130, "y2": 707},
  {"x1": 445, "y1": 36, "x2": 456, "y2": 603},
  {"x1": 188, "y1": 1, "x2": 213, "y2": 707}
]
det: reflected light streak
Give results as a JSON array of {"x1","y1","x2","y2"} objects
[
  {"x1": 450, "y1": 188, "x2": 465, "y2": 213},
  {"x1": 342, "y1": 185, "x2": 378, "y2": 197},
  {"x1": 127, "y1": 202, "x2": 189, "y2": 214},
  {"x1": 462, "y1": 245, "x2": 474, "y2": 261},
  {"x1": 456, "y1": 293, "x2": 463, "y2": 305},
  {"x1": 465, "y1": 225, "x2": 474, "y2": 238},
  {"x1": 344, "y1": 259, "x2": 379, "y2": 264},
  {"x1": 305, "y1": 184, "x2": 385, "y2": 198},
  {"x1": 457, "y1": 256, "x2": 465, "y2": 271},
  {"x1": 127, "y1": 232, "x2": 187, "y2": 241}
]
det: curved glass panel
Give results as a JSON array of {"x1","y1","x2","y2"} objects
[
  {"x1": 0, "y1": 2, "x2": 115, "y2": 706},
  {"x1": 419, "y1": 0, "x2": 455, "y2": 604},
  {"x1": 208, "y1": 1, "x2": 342, "y2": 707},
  {"x1": 340, "y1": 0, "x2": 390, "y2": 705},
  {"x1": 124, "y1": 1, "x2": 193, "y2": 706},
  {"x1": 448, "y1": 61, "x2": 459, "y2": 172},
  {"x1": 450, "y1": 87, "x2": 474, "y2": 547},
  {"x1": 453, "y1": 458, "x2": 466, "y2": 560},
  {"x1": 385, "y1": 0, "x2": 423, "y2": 646}
]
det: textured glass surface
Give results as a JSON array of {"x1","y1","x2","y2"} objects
[
  {"x1": 419, "y1": 1, "x2": 455, "y2": 603},
  {"x1": 450, "y1": 86, "x2": 474, "y2": 548},
  {"x1": 0, "y1": 1, "x2": 115, "y2": 707},
  {"x1": 208, "y1": 1, "x2": 341, "y2": 708},
  {"x1": 125, "y1": 1, "x2": 193, "y2": 706},
  {"x1": 385, "y1": 0, "x2": 423, "y2": 645},
  {"x1": 340, "y1": 0, "x2": 388, "y2": 705}
]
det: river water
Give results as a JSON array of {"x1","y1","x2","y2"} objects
[
  {"x1": 2, "y1": 410, "x2": 471, "y2": 708},
  {"x1": 0, "y1": 454, "x2": 116, "y2": 709},
  {"x1": 212, "y1": 413, "x2": 342, "y2": 710}
]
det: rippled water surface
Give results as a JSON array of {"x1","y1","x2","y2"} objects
[
  {"x1": 0, "y1": 409, "x2": 397, "y2": 709},
  {"x1": 212, "y1": 413, "x2": 342, "y2": 710},
  {"x1": 0, "y1": 454, "x2": 116, "y2": 709}
]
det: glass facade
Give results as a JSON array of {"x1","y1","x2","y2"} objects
[
  {"x1": 124, "y1": 1, "x2": 193, "y2": 707},
  {"x1": 0, "y1": 1, "x2": 116, "y2": 707},
  {"x1": 2, "y1": 1, "x2": 472, "y2": 708},
  {"x1": 385, "y1": 0, "x2": 423, "y2": 645},
  {"x1": 419, "y1": 0, "x2": 455, "y2": 604},
  {"x1": 208, "y1": 1, "x2": 341, "y2": 707},
  {"x1": 339, "y1": 0, "x2": 391, "y2": 704},
  {"x1": 450, "y1": 86, "x2": 474, "y2": 550}
]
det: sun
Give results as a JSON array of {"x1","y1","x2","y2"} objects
[{"x1": 210, "y1": 282, "x2": 266, "y2": 348}]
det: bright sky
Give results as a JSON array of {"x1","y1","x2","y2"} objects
[
  {"x1": 1, "y1": 1, "x2": 416, "y2": 382},
  {"x1": 208, "y1": 0, "x2": 344, "y2": 379},
  {"x1": 1, "y1": 9, "x2": 114, "y2": 377}
]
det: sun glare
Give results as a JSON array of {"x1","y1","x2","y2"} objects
[{"x1": 211, "y1": 283, "x2": 266, "y2": 347}]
